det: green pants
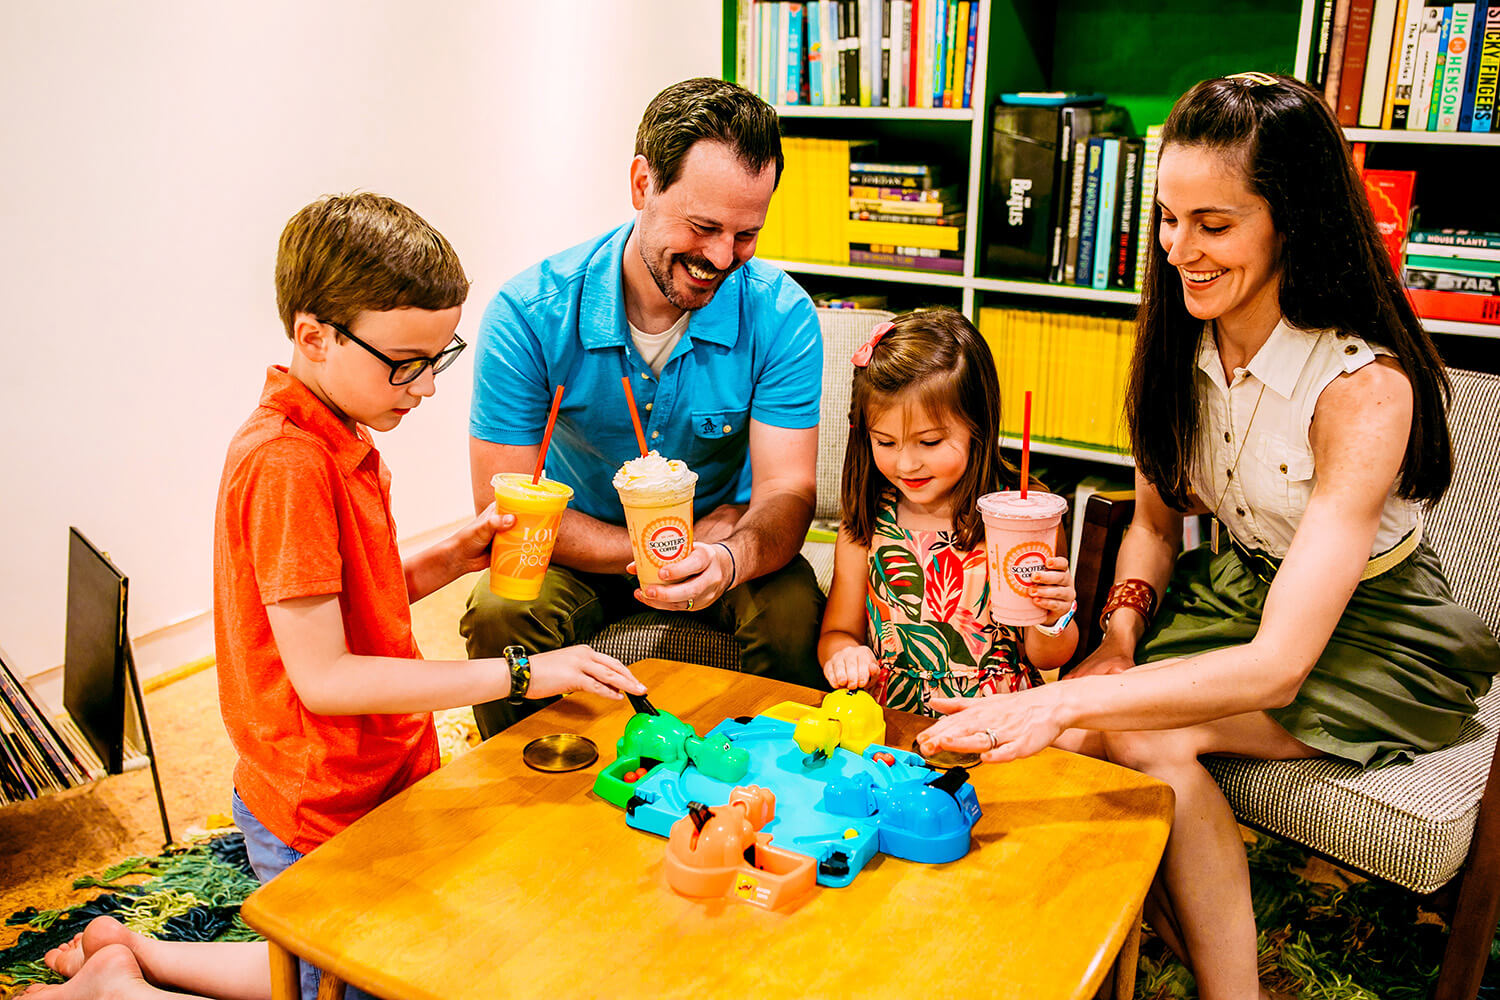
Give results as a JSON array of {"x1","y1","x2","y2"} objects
[
  {"x1": 461, "y1": 555, "x2": 826, "y2": 738},
  {"x1": 1141, "y1": 540, "x2": 1497, "y2": 768}
]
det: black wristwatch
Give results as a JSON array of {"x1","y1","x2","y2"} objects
[{"x1": 504, "y1": 645, "x2": 531, "y2": 705}]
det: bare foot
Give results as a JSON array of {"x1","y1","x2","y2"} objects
[
  {"x1": 23, "y1": 943, "x2": 157, "y2": 999},
  {"x1": 42, "y1": 918, "x2": 138, "y2": 981}
]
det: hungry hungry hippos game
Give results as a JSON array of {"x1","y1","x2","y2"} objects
[{"x1": 592, "y1": 689, "x2": 982, "y2": 910}]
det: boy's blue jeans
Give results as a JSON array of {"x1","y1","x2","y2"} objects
[{"x1": 231, "y1": 790, "x2": 377, "y2": 1000}]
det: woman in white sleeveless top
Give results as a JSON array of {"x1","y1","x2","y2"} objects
[{"x1": 918, "y1": 74, "x2": 1497, "y2": 1000}]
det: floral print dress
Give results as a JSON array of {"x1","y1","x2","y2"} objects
[{"x1": 866, "y1": 489, "x2": 1039, "y2": 715}]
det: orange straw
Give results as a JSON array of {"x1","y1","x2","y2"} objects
[
  {"x1": 1020, "y1": 390, "x2": 1032, "y2": 499},
  {"x1": 620, "y1": 376, "x2": 648, "y2": 457},
  {"x1": 532, "y1": 385, "x2": 566, "y2": 484}
]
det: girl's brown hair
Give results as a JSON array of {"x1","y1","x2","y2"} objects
[{"x1": 840, "y1": 308, "x2": 1017, "y2": 550}]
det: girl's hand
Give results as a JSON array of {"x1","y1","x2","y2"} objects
[
  {"x1": 823, "y1": 645, "x2": 880, "y2": 690},
  {"x1": 1067, "y1": 646, "x2": 1136, "y2": 678},
  {"x1": 918, "y1": 687, "x2": 1067, "y2": 764},
  {"x1": 525, "y1": 645, "x2": 647, "y2": 701},
  {"x1": 1029, "y1": 556, "x2": 1076, "y2": 625},
  {"x1": 449, "y1": 504, "x2": 517, "y2": 576}
]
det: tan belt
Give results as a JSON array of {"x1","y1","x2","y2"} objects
[
  {"x1": 1227, "y1": 520, "x2": 1422, "y2": 585},
  {"x1": 1361, "y1": 520, "x2": 1422, "y2": 581}
]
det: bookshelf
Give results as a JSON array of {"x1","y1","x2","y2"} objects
[{"x1": 724, "y1": 0, "x2": 1500, "y2": 474}]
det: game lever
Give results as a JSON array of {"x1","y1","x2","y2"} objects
[
  {"x1": 663, "y1": 786, "x2": 817, "y2": 910},
  {"x1": 594, "y1": 689, "x2": 983, "y2": 908}
]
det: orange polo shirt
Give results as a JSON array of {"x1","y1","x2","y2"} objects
[{"x1": 213, "y1": 366, "x2": 439, "y2": 854}]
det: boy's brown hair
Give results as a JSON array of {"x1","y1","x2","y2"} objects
[
  {"x1": 841, "y1": 308, "x2": 1019, "y2": 551},
  {"x1": 274, "y1": 192, "x2": 469, "y2": 339}
]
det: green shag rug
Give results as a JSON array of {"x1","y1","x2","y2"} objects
[
  {"x1": 3, "y1": 830, "x2": 1496, "y2": 998},
  {"x1": 0, "y1": 832, "x2": 263, "y2": 995}
]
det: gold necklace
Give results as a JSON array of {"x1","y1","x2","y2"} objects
[{"x1": 1209, "y1": 380, "x2": 1267, "y2": 555}]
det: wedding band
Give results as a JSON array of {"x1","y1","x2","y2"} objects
[
  {"x1": 985, "y1": 729, "x2": 999, "y2": 751},
  {"x1": 686, "y1": 597, "x2": 694, "y2": 610}
]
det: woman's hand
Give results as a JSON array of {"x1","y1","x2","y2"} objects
[
  {"x1": 525, "y1": 646, "x2": 647, "y2": 701},
  {"x1": 1028, "y1": 556, "x2": 1076, "y2": 624},
  {"x1": 1067, "y1": 639, "x2": 1137, "y2": 678},
  {"x1": 823, "y1": 645, "x2": 880, "y2": 690},
  {"x1": 918, "y1": 687, "x2": 1068, "y2": 764}
]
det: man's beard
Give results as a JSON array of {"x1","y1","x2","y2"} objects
[{"x1": 642, "y1": 243, "x2": 732, "y2": 311}]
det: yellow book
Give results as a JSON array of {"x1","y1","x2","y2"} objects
[
  {"x1": 1381, "y1": 0, "x2": 1411, "y2": 129},
  {"x1": 845, "y1": 219, "x2": 964, "y2": 252},
  {"x1": 783, "y1": 138, "x2": 808, "y2": 261},
  {"x1": 758, "y1": 140, "x2": 787, "y2": 259},
  {"x1": 1110, "y1": 317, "x2": 1133, "y2": 451}
]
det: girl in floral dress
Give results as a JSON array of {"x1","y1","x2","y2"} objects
[{"x1": 818, "y1": 308, "x2": 1079, "y2": 716}]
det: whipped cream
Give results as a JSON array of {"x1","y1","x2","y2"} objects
[{"x1": 613, "y1": 451, "x2": 697, "y2": 494}]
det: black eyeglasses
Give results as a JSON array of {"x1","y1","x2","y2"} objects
[{"x1": 324, "y1": 320, "x2": 466, "y2": 386}]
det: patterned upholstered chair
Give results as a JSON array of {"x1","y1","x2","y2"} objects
[
  {"x1": 1073, "y1": 367, "x2": 1500, "y2": 1000},
  {"x1": 589, "y1": 307, "x2": 894, "y2": 671}
]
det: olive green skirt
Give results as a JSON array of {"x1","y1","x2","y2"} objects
[{"x1": 1140, "y1": 539, "x2": 1499, "y2": 769}]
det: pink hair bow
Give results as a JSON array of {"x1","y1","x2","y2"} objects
[{"x1": 850, "y1": 321, "x2": 894, "y2": 368}]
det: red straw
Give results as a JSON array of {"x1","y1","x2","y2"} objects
[
  {"x1": 1020, "y1": 390, "x2": 1032, "y2": 499},
  {"x1": 532, "y1": 385, "x2": 566, "y2": 484},
  {"x1": 620, "y1": 376, "x2": 648, "y2": 457}
]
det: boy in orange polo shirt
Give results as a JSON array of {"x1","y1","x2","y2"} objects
[{"x1": 33, "y1": 192, "x2": 645, "y2": 1000}]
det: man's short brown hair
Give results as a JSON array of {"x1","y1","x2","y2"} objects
[
  {"x1": 275, "y1": 192, "x2": 469, "y2": 339},
  {"x1": 634, "y1": 78, "x2": 783, "y2": 193}
]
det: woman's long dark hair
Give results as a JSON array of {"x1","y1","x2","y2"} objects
[
  {"x1": 841, "y1": 308, "x2": 1018, "y2": 550},
  {"x1": 1129, "y1": 72, "x2": 1451, "y2": 509}
]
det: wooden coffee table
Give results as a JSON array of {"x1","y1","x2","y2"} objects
[{"x1": 241, "y1": 659, "x2": 1172, "y2": 1000}]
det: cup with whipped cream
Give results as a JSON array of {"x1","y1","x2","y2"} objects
[{"x1": 613, "y1": 451, "x2": 699, "y2": 586}]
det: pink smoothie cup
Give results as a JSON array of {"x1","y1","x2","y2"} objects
[{"x1": 977, "y1": 490, "x2": 1070, "y2": 626}]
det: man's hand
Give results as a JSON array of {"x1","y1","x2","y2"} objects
[{"x1": 632, "y1": 540, "x2": 735, "y2": 612}]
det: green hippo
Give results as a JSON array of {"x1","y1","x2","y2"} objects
[
  {"x1": 683, "y1": 734, "x2": 750, "y2": 784},
  {"x1": 617, "y1": 709, "x2": 696, "y2": 765}
]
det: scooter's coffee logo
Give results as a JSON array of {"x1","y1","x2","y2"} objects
[
  {"x1": 644, "y1": 519, "x2": 689, "y2": 564},
  {"x1": 1004, "y1": 542, "x2": 1052, "y2": 597}
]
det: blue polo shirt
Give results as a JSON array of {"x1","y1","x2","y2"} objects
[{"x1": 470, "y1": 222, "x2": 822, "y2": 524}]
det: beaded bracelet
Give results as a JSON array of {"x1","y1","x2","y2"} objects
[{"x1": 1099, "y1": 578, "x2": 1159, "y2": 632}]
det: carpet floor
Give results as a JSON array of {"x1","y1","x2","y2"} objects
[{"x1": 3, "y1": 571, "x2": 1495, "y2": 998}]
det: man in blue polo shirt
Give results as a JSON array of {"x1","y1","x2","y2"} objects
[{"x1": 463, "y1": 78, "x2": 825, "y2": 737}]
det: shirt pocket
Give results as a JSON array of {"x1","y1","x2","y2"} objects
[
  {"x1": 689, "y1": 407, "x2": 749, "y2": 460},
  {"x1": 1251, "y1": 433, "x2": 1316, "y2": 514}
]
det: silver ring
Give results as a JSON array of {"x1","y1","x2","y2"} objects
[
  {"x1": 685, "y1": 597, "x2": 694, "y2": 610},
  {"x1": 985, "y1": 729, "x2": 999, "y2": 751}
]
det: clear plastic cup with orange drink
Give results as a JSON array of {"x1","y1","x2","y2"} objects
[{"x1": 489, "y1": 473, "x2": 575, "y2": 600}]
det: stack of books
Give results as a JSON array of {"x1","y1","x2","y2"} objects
[
  {"x1": 758, "y1": 141, "x2": 964, "y2": 273},
  {"x1": 848, "y1": 158, "x2": 963, "y2": 272},
  {"x1": 813, "y1": 292, "x2": 891, "y2": 308},
  {"x1": 758, "y1": 137, "x2": 866, "y2": 264},
  {"x1": 734, "y1": 0, "x2": 982, "y2": 109},
  {"x1": 984, "y1": 96, "x2": 1159, "y2": 292},
  {"x1": 1404, "y1": 230, "x2": 1500, "y2": 323},
  {"x1": 0, "y1": 651, "x2": 106, "y2": 803},
  {"x1": 977, "y1": 306, "x2": 1135, "y2": 452},
  {"x1": 1310, "y1": 0, "x2": 1499, "y2": 131}
]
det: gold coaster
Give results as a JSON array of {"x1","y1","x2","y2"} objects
[
  {"x1": 912, "y1": 740, "x2": 981, "y2": 770},
  {"x1": 522, "y1": 734, "x2": 599, "y2": 773}
]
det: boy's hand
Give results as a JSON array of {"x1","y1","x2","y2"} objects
[
  {"x1": 526, "y1": 645, "x2": 647, "y2": 701},
  {"x1": 451, "y1": 503, "x2": 517, "y2": 576},
  {"x1": 823, "y1": 645, "x2": 880, "y2": 690},
  {"x1": 1029, "y1": 556, "x2": 1076, "y2": 626}
]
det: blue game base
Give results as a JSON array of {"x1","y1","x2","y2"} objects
[{"x1": 613, "y1": 715, "x2": 981, "y2": 888}]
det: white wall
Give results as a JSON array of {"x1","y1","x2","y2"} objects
[{"x1": 0, "y1": 1, "x2": 721, "y2": 696}]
